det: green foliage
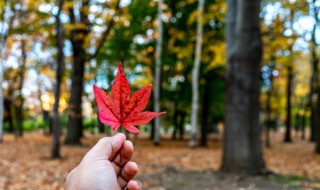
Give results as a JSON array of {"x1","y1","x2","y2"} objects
[
  {"x1": 83, "y1": 118, "x2": 98, "y2": 130},
  {"x1": 22, "y1": 118, "x2": 46, "y2": 132}
]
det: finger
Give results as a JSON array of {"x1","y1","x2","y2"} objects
[
  {"x1": 118, "y1": 162, "x2": 139, "y2": 189},
  {"x1": 82, "y1": 133, "x2": 126, "y2": 163},
  {"x1": 112, "y1": 140, "x2": 134, "y2": 175},
  {"x1": 127, "y1": 180, "x2": 142, "y2": 190}
]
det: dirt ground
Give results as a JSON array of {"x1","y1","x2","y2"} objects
[{"x1": 0, "y1": 132, "x2": 320, "y2": 189}]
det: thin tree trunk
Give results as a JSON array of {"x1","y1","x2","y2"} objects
[
  {"x1": 179, "y1": 112, "x2": 185, "y2": 140},
  {"x1": 153, "y1": 0, "x2": 163, "y2": 146},
  {"x1": 0, "y1": 52, "x2": 4, "y2": 142},
  {"x1": 222, "y1": 0, "x2": 265, "y2": 174},
  {"x1": 313, "y1": 2, "x2": 320, "y2": 153},
  {"x1": 309, "y1": 38, "x2": 318, "y2": 142},
  {"x1": 284, "y1": 8, "x2": 296, "y2": 143},
  {"x1": 301, "y1": 108, "x2": 306, "y2": 140},
  {"x1": 172, "y1": 104, "x2": 179, "y2": 140},
  {"x1": 51, "y1": 0, "x2": 65, "y2": 159},
  {"x1": 189, "y1": 0, "x2": 205, "y2": 148},
  {"x1": 15, "y1": 39, "x2": 27, "y2": 137},
  {"x1": 0, "y1": 0, "x2": 13, "y2": 142},
  {"x1": 4, "y1": 98, "x2": 14, "y2": 133},
  {"x1": 37, "y1": 72, "x2": 50, "y2": 134},
  {"x1": 309, "y1": 43, "x2": 318, "y2": 142},
  {"x1": 265, "y1": 59, "x2": 275, "y2": 148},
  {"x1": 284, "y1": 65, "x2": 293, "y2": 142},
  {"x1": 311, "y1": 1, "x2": 320, "y2": 152},
  {"x1": 200, "y1": 70, "x2": 212, "y2": 147},
  {"x1": 316, "y1": 86, "x2": 320, "y2": 153},
  {"x1": 98, "y1": 116, "x2": 105, "y2": 134}
]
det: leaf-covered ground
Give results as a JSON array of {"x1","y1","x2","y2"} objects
[{"x1": 0, "y1": 132, "x2": 319, "y2": 189}]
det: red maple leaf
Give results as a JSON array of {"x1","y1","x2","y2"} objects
[{"x1": 93, "y1": 62, "x2": 165, "y2": 133}]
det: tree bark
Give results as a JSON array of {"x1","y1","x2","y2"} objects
[
  {"x1": 222, "y1": 0, "x2": 265, "y2": 174},
  {"x1": 189, "y1": 0, "x2": 205, "y2": 148},
  {"x1": 153, "y1": 0, "x2": 164, "y2": 146},
  {"x1": 51, "y1": 0, "x2": 65, "y2": 159}
]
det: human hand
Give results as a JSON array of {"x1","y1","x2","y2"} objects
[{"x1": 66, "y1": 133, "x2": 141, "y2": 190}]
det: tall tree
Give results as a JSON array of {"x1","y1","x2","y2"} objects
[
  {"x1": 283, "y1": 6, "x2": 297, "y2": 143},
  {"x1": 65, "y1": 0, "x2": 120, "y2": 144},
  {"x1": 0, "y1": 0, "x2": 14, "y2": 142},
  {"x1": 153, "y1": 0, "x2": 163, "y2": 145},
  {"x1": 51, "y1": 0, "x2": 65, "y2": 159},
  {"x1": 310, "y1": 0, "x2": 320, "y2": 153},
  {"x1": 222, "y1": 0, "x2": 265, "y2": 173},
  {"x1": 265, "y1": 59, "x2": 275, "y2": 148},
  {"x1": 189, "y1": 0, "x2": 205, "y2": 148},
  {"x1": 15, "y1": 39, "x2": 27, "y2": 137},
  {"x1": 284, "y1": 64, "x2": 293, "y2": 142},
  {"x1": 308, "y1": 0, "x2": 320, "y2": 144}
]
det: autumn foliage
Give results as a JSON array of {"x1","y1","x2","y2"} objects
[{"x1": 94, "y1": 63, "x2": 165, "y2": 133}]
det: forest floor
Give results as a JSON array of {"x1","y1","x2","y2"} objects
[{"x1": 0, "y1": 131, "x2": 320, "y2": 190}]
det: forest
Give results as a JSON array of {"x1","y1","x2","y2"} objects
[{"x1": 0, "y1": 0, "x2": 320, "y2": 189}]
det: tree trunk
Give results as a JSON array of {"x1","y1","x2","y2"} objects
[
  {"x1": 313, "y1": 2, "x2": 320, "y2": 152},
  {"x1": 200, "y1": 71, "x2": 212, "y2": 147},
  {"x1": 15, "y1": 39, "x2": 27, "y2": 137},
  {"x1": 309, "y1": 46, "x2": 318, "y2": 142},
  {"x1": 301, "y1": 108, "x2": 306, "y2": 140},
  {"x1": 153, "y1": 0, "x2": 164, "y2": 146},
  {"x1": 172, "y1": 105, "x2": 179, "y2": 140},
  {"x1": 179, "y1": 112, "x2": 185, "y2": 140},
  {"x1": 316, "y1": 86, "x2": 320, "y2": 153},
  {"x1": 65, "y1": 40, "x2": 85, "y2": 145},
  {"x1": 51, "y1": 0, "x2": 64, "y2": 159},
  {"x1": 311, "y1": 0, "x2": 320, "y2": 147},
  {"x1": 0, "y1": 0, "x2": 13, "y2": 142},
  {"x1": 64, "y1": 0, "x2": 119, "y2": 145},
  {"x1": 4, "y1": 98, "x2": 14, "y2": 133},
  {"x1": 222, "y1": 0, "x2": 265, "y2": 174},
  {"x1": 189, "y1": 0, "x2": 205, "y2": 148},
  {"x1": 284, "y1": 66, "x2": 293, "y2": 142},
  {"x1": 37, "y1": 72, "x2": 50, "y2": 135},
  {"x1": 309, "y1": 40, "x2": 318, "y2": 142},
  {"x1": 265, "y1": 61, "x2": 275, "y2": 148},
  {"x1": 98, "y1": 116, "x2": 105, "y2": 134}
]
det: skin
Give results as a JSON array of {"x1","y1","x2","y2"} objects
[{"x1": 66, "y1": 133, "x2": 142, "y2": 190}]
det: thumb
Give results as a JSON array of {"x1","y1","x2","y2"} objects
[{"x1": 82, "y1": 133, "x2": 126, "y2": 163}]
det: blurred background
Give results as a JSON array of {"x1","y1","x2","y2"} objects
[{"x1": 0, "y1": 0, "x2": 320, "y2": 189}]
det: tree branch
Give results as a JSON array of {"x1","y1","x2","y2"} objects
[{"x1": 86, "y1": 0, "x2": 120, "y2": 61}]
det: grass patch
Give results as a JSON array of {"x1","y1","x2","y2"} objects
[{"x1": 269, "y1": 174, "x2": 308, "y2": 187}]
